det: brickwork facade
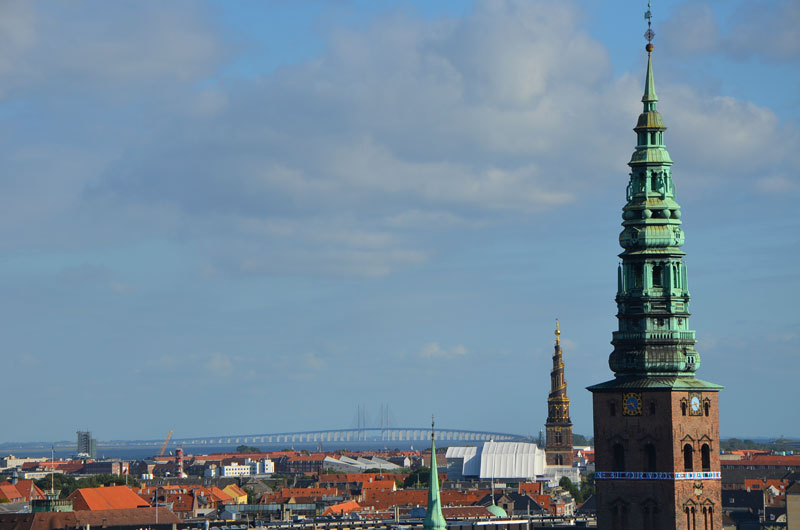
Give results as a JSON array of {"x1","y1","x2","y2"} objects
[{"x1": 593, "y1": 390, "x2": 721, "y2": 529}]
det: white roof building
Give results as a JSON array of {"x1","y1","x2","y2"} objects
[{"x1": 446, "y1": 441, "x2": 546, "y2": 480}]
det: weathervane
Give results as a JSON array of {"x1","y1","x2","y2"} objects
[{"x1": 644, "y1": 1, "x2": 655, "y2": 52}]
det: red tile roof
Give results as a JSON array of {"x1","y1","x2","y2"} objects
[
  {"x1": 287, "y1": 454, "x2": 326, "y2": 462},
  {"x1": 0, "y1": 485, "x2": 23, "y2": 504},
  {"x1": 722, "y1": 455, "x2": 800, "y2": 467},
  {"x1": 260, "y1": 487, "x2": 339, "y2": 504},
  {"x1": 0, "y1": 507, "x2": 179, "y2": 530},
  {"x1": 68, "y1": 486, "x2": 150, "y2": 511},
  {"x1": 362, "y1": 489, "x2": 487, "y2": 510},
  {"x1": 323, "y1": 500, "x2": 361, "y2": 515}
]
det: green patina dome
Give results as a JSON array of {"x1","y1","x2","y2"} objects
[{"x1": 487, "y1": 504, "x2": 508, "y2": 518}]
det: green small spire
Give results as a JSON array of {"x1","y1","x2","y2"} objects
[
  {"x1": 642, "y1": 51, "x2": 658, "y2": 109},
  {"x1": 423, "y1": 416, "x2": 446, "y2": 530}
]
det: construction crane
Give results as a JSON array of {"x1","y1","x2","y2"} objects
[{"x1": 159, "y1": 430, "x2": 173, "y2": 457}]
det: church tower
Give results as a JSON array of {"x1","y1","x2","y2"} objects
[
  {"x1": 545, "y1": 320, "x2": 573, "y2": 467},
  {"x1": 587, "y1": 7, "x2": 723, "y2": 530}
]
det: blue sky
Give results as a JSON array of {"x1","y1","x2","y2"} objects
[{"x1": 1, "y1": 0, "x2": 798, "y2": 443}]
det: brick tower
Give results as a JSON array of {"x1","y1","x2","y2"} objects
[
  {"x1": 545, "y1": 320, "x2": 573, "y2": 467},
  {"x1": 587, "y1": 7, "x2": 723, "y2": 530}
]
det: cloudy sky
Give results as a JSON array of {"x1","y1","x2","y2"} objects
[{"x1": 1, "y1": 0, "x2": 798, "y2": 443}]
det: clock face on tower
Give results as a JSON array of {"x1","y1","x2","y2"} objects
[
  {"x1": 689, "y1": 392, "x2": 703, "y2": 416},
  {"x1": 622, "y1": 392, "x2": 643, "y2": 415}
]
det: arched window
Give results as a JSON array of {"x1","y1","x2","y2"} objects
[
  {"x1": 684, "y1": 444, "x2": 694, "y2": 471},
  {"x1": 701, "y1": 444, "x2": 711, "y2": 471},
  {"x1": 643, "y1": 502, "x2": 659, "y2": 530},
  {"x1": 613, "y1": 443, "x2": 626, "y2": 472},
  {"x1": 610, "y1": 401, "x2": 617, "y2": 416},
  {"x1": 555, "y1": 454, "x2": 563, "y2": 465},
  {"x1": 704, "y1": 402, "x2": 710, "y2": 417},
  {"x1": 681, "y1": 402, "x2": 687, "y2": 416},
  {"x1": 644, "y1": 443, "x2": 657, "y2": 472}
]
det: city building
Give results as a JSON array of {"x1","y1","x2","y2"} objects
[
  {"x1": 588, "y1": 12, "x2": 723, "y2": 530},
  {"x1": 76, "y1": 431, "x2": 96, "y2": 459},
  {"x1": 445, "y1": 441, "x2": 546, "y2": 481}
]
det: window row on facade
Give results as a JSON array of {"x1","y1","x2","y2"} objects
[{"x1": 610, "y1": 442, "x2": 712, "y2": 473}]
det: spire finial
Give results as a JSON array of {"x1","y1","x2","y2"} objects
[
  {"x1": 555, "y1": 319, "x2": 561, "y2": 346},
  {"x1": 642, "y1": 2, "x2": 658, "y2": 107}
]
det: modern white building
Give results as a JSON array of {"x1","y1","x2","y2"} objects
[
  {"x1": 446, "y1": 441, "x2": 547, "y2": 480},
  {"x1": 219, "y1": 462, "x2": 252, "y2": 477},
  {"x1": 251, "y1": 458, "x2": 275, "y2": 475},
  {"x1": 204, "y1": 458, "x2": 273, "y2": 478}
]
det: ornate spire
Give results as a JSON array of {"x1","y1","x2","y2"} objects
[
  {"x1": 545, "y1": 320, "x2": 572, "y2": 466},
  {"x1": 424, "y1": 416, "x2": 446, "y2": 530},
  {"x1": 607, "y1": 1, "x2": 702, "y2": 378},
  {"x1": 547, "y1": 319, "x2": 570, "y2": 419}
]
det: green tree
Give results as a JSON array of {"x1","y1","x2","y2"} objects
[
  {"x1": 35, "y1": 474, "x2": 77, "y2": 498},
  {"x1": 236, "y1": 445, "x2": 261, "y2": 453},
  {"x1": 403, "y1": 466, "x2": 430, "y2": 489},
  {"x1": 558, "y1": 475, "x2": 594, "y2": 504},
  {"x1": 572, "y1": 433, "x2": 594, "y2": 446}
]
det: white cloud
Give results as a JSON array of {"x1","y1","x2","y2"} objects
[
  {"x1": 206, "y1": 353, "x2": 235, "y2": 378},
  {"x1": 662, "y1": 0, "x2": 800, "y2": 64},
  {"x1": 0, "y1": 0, "x2": 796, "y2": 281},
  {"x1": 419, "y1": 342, "x2": 468, "y2": 358},
  {"x1": 302, "y1": 353, "x2": 327, "y2": 373}
]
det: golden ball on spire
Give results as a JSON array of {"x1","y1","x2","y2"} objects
[{"x1": 646, "y1": 43, "x2": 654, "y2": 53}]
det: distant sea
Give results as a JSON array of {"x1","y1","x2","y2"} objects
[{"x1": 0, "y1": 440, "x2": 430, "y2": 461}]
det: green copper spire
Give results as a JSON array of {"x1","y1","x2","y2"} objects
[
  {"x1": 607, "y1": 40, "x2": 701, "y2": 379},
  {"x1": 642, "y1": 52, "x2": 658, "y2": 109},
  {"x1": 423, "y1": 417, "x2": 446, "y2": 530}
]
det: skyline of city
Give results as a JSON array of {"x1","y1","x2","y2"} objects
[{"x1": 1, "y1": 0, "x2": 798, "y2": 443}]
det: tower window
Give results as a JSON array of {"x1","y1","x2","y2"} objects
[
  {"x1": 683, "y1": 444, "x2": 694, "y2": 471},
  {"x1": 634, "y1": 264, "x2": 643, "y2": 288},
  {"x1": 701, "y1": 444, "x2": 711, "y2": 471},
  {"x1": 610, "y1": 401, "x2": 617, "y2": 417},
  {"x1": 681, "y1": 402, "x2": 687, "y2": 416},
  {"x1": 649, "y1": 401, "x2": 656, "y2": 415},
  {"x1": 644, "y1": 443, "x2": 657, "y2": 472},
  {"x1": 704, "y1": 402, "x2": 710, "y2": 417},
  {"x1": 652, "y1": 265, "x2": 663, "y2": 287},
  {"x1": 613, "y1": 443, "x2": 626, "y2": 472}
]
